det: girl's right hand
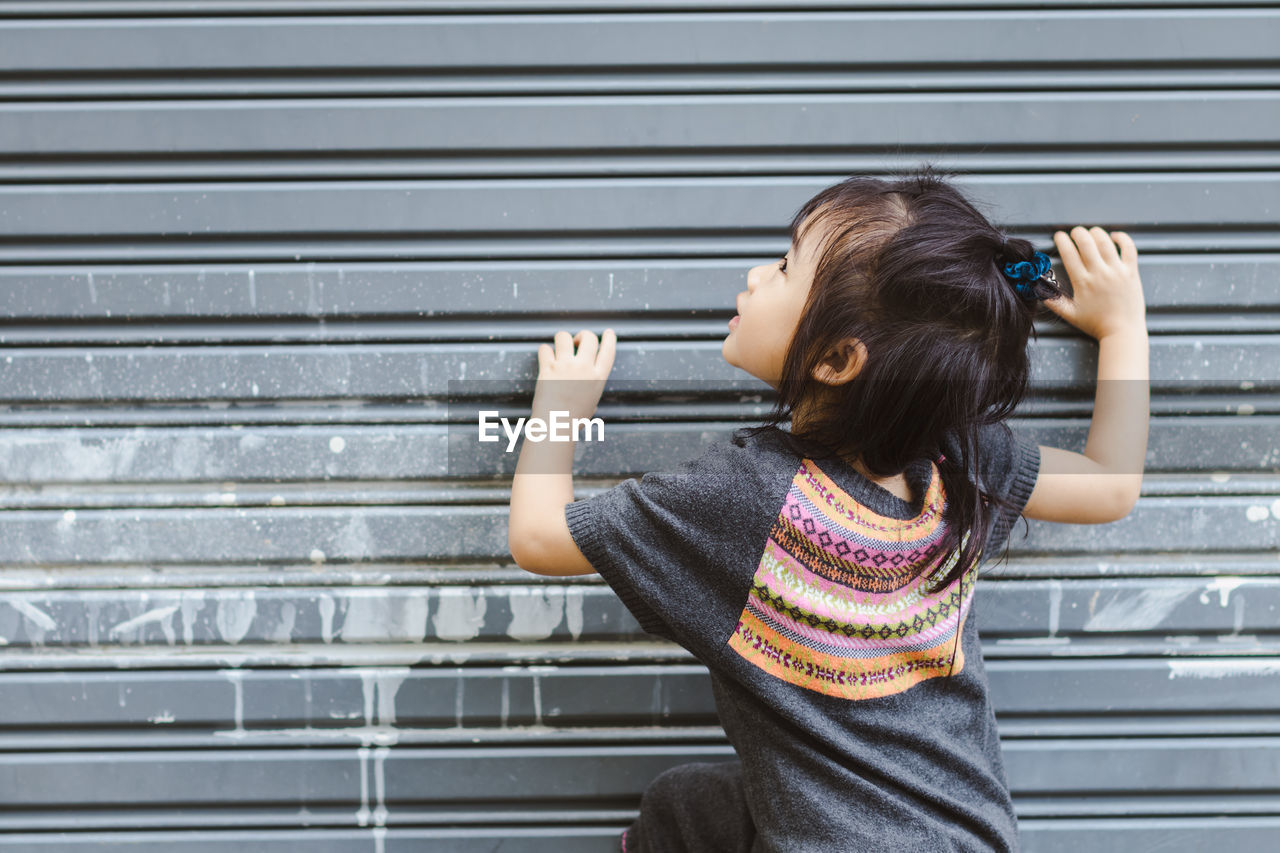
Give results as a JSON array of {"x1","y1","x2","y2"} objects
[{"x1": 1047, "y1": 226, "x2": 1147, "y2": 340}]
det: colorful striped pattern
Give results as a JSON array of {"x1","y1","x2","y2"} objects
[{"x1": 728, "y1": 458, "x2": 977, "y2": 700}]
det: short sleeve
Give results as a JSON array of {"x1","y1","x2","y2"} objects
[
  {"x1": 942, "y1": 422, "x2": 1041, "y2": 558},
  {"x1": 563, "y1": 438, "x2": 782, "y2": 653}
]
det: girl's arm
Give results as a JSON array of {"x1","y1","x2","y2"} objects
[
  {"x1": 1022, "y1": 227, "x2": 1149, "y2": 524},
  {"x1": 507, "y1": 328, "x2": 616, "y2": 576}
]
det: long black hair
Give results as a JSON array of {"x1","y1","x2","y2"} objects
[{"x1": 732, "y1": 167, "x2": 1064, "y2": 596}]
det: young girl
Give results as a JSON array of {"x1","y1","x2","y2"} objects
[{"x1": 508, "y1": 170, "x2": 1149, "y2": 852}]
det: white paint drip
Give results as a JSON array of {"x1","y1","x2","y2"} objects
[
  {"x1": 455, "y1": 669, "x2": 465, "y2": 728},
  {"x1": 180, "y1": 590, "x2": 205, "y2": 645},
  {"x1": 1082, "y1": 586, "x2": 1196, "y2": 632},
  {"x1": 1168, "y1": 659, "x2": 1280, "y2": 680},
  {"x1": 317, "y1": 593, "x2": 336, "y2": 644},
  {"x1": 355, "y1": 746, "x2": 370, "y2": 827},
  {"x1": 109, "y1": 605, "x2": 179, "y2": 639},
  {"x1": 340, "y1": 590, "x2": 429, "y2": 643},
  {"x1": 11, "y1": 599, "x2": 56, "y2": 632},
  {"x1": 214, "y1": 590, "x2": 258, "y2": 645},
  {"x1": 373, "y1": 748, "x2": 390, "y2": 824},
  {"x1": 223, "y1": 670, "x2": 245, "y2": 739},
  {"x1": 1047, "y1": 579, "x2": 1062, "y2": 637},
  {"x1": 565, "y1": 586, "x2": 585, "y2": 640},
  {"x1": 433, "y1": 587, "x2": 487, "y2": 641},
  {"x1": 507, "y1": 587, "x2": 565, "y2": 641},
  {"x1": 268, "y1": 601, "x2": 298, "y2": 644},
  {"x1": 1199, "y1": 576, "x2": 1247, "y2": 608}
]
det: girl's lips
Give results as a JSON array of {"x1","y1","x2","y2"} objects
[{"x1": 728, "y1": 314, "x2": 740, "y2": 330}]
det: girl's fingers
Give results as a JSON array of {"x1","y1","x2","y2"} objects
[
  {"x1": 1089, "y1": 226, "x2": 1120, "y2": 264},
  {"x1": 537, "y1": 343, "x2": 552, "y2": 373},
  {"x1": 1071, "y1": 226, "x2": 1103, "y2": 268},
  {"x1": 1053, "y1": 230, "x2": 1087, "y2": 286},
  {"x1": 598, "y1": 328, "x2": 617, "y2": 374},
  {"x1": 553, "y1": 330, "x2": 574, "y2": 360},
  {"x1": 573, "y1": 329, "x2": 598, "y2": 362},
  {"x1": 1112, "y1": 231, "x2": 1139, "y2": 269}
]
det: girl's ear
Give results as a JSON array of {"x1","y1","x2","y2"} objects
[{"x1": 811, "y1": 338, "x2": 867, "y2": 386}]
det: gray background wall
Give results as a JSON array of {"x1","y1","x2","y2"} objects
[{"x1": 0, "y1": 2, "x2": 1278, "y2": 851}]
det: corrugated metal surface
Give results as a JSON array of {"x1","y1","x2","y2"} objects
[{"x1": 0, "y1": 2, "x2": 1277, "y2": 850}]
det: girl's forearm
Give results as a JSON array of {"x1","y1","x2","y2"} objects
[
  {"x1": 1083, "y1": 327, "x2": 1150, "y2": 509},
  {"x1": 508, "y1": 397, "x2": 577, "y2": 554}
]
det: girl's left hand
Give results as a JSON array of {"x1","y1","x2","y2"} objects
[{"x1": 532, "y1": 329, "x2": 617, "y2": 419}]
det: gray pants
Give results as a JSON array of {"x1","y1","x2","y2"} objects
[{"x1": 622, "y1": 760, "x2": 756, "y2": 853}]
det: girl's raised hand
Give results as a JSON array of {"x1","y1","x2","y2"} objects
[
  {"x1": 532, "y1": 329, "x2": 617, "y2": 419},
  {"x1": 1047, "y1": 227, "x2": 1147, "y2": 341}
]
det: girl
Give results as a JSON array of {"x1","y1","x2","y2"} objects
[{"x1": 508, "y1": 169, "x2": 1149, "y2": 852}]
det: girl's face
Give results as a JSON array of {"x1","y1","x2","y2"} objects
[{"x1": 722, "y1": 217, "x2": 826, "y2": 390}]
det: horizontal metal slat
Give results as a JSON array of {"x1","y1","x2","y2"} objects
[
  {"x1": 0, "y1": 656, "x2": 1277, "y2": 733},
  {"x1": 4, "y1": 230, "x2": 1276, "y2": 265},
  {"x1": 0, "y1": 337, "x2": 1273, "y2": 404},
  {"x1": 0, "y1": 828, "x2": 625, "y2": 853},
  {"x1": 5, "y1": 92, "x2": 1278, "y2": 156},
  {"x1": 0, "y1": 820, "x2": 1275, "y2": 853},
  {"x1": 0, "y1": 821, "x2": 1277, "y2": 853},
  {"x1": 0, "y1": 494, "x2": 1276, "y2": 565},
  {"x1": 2, "y1": 254, "x2": 1276, "y2": 322},
  {"x1": 0, "y1": 739, "x2": 1275, "y2": 811},
  {"x1": 0, "y1": 419, "x2": 1277, "y2": 488},
  {"x1": 2, "y1": 175, "x2": 1277, "y2": 240},
  {"x1": 1, "y1": 1, "x2": 1269, "y2": 17},
  {"x1": 1, "y1": 576, "x2": 1277, "y2": 650},
  {"x1": 2, "y1": 11, "x2": 1276, "y2": 72}
]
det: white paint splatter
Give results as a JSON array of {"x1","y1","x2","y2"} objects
[
  {"x1": 214, "y1": 590, "x2": 258, "y2": 645},
  {"x1": 341, "y1": 591, "x2": 428, "y2": 643},
  {"x1": 564, "y1": 586, "x2": 585, "y2": 640},
  {"x1": 317, "y1": 593, "x2": 336, "y2": 644},
  {"x1": 223, "y1": 669, "x2": 245, "y2": 739},
  {"x1": 1237, "y1": 403, "x2": 1256, "y2": 416},
  {"x1": 507, "y1": 587, "x2": 565, "y2": 641},
  {"x1": 109, "y1": 605, "x2": 180, "y2": 639},
  {"x1": 1199, "y1": 577, "x2": 1246, "y2": 608},
  {"x1": 1168, "y1": 659, "x2": 1280, "y2": 680},
  {"x1": 309, "y1": 548, "x2": 327, "y2": 564},
  {"x1": 329, "y1": 436, "x2": 346, "y2": 453},
  {"x1": 1246, "y1": 505, "x2": 1270, "y2": 522},
  {"x1": 177, "y1": 590, "x2": 206, "y2": 646},
  {"x1": 1047, "y1": 579, "x2": 1062, "y2": 637},
  {"x1": 433, "y1": 587, "x2": 488, "y2": 642},
  {"x1": 1082, "y1": 586, "x2": 1195, "y2": 632}
]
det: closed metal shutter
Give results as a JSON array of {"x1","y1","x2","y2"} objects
[{"x1": 1, "y1": 3, "x2": 1277, "y2": 851}]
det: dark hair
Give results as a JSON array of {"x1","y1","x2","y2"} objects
[{"x1": 732, "y1": 166, "x2": 1064, "y2": 596}]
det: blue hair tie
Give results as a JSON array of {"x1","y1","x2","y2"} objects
[{"x1": 1001, "y1": 250, "x2": 1056, "y2": 301}]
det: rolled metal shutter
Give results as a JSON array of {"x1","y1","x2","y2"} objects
[{"x1": 0, "y1": 3, "x2": 1277, "y2": 851}]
